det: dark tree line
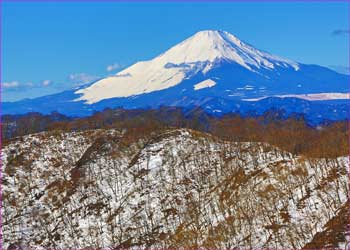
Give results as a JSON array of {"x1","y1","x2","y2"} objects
[{"x1": 2, "y1": 107, "x2": 348, "y2": 158}]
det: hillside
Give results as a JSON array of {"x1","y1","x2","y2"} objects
[{"x1": 2, "y1": 128, "x2": 349, "y2": 249}]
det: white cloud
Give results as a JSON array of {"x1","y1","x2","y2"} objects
[
  {"x1": 42, "y1": 80, "x2": 52, "y2": 86},
  {"x1": 106, "y1": 63, "x2": 121, "y2": 72},
  {"x1": 68, "y1": 73, "x2": 99, "y2": 86},
  {"x1": 2, "y1": 80, "x2": 51, "y2": 89},
  {"x1": 2, "y1": 81, "x2": 19, "y2": 88}
]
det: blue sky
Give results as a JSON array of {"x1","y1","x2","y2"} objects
[{"x1": 1, "y1": 1, "x2": 349, "y2": 101}]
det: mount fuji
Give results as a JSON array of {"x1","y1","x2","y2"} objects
[{"x1": 3, "y1": 30, "x2": 349, "y2": 123}]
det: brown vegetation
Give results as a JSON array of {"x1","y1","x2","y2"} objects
[{"x1": 2, "y1": 107, "x2": 348, "y2": 158}]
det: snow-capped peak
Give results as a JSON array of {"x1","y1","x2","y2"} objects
[
  {"x1": 153, "y1": 30, "x2": 299, "y2": 71},
  {"x1": 75, "y1": 30, "x2": 300, "y2": 104}
]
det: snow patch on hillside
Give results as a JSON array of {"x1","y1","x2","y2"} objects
[
  {"x1": 243, "y1": 92, "x2": 350, "y2": 101},
  {"x1": 194, "y1": 79, "x2": 216, "y2": 90}
]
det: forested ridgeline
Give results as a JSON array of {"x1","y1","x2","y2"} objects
[{"x1": 2, "y1": 107, "x2": 348, "y2": 157}]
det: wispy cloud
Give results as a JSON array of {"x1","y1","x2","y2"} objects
[
  {"x1": 331, "y1": 29, "x2": 350, "y2": 36},
  {"x1": 2, "y1": 81, "x2": 20, "y2": 88},
  {"x1": 106, "y1": 63, "x2": 122, "y2": 72},
  {"x1": 42, "y1": 80, "x2": 52, "y2": 86},
  {"x1": 68, "y1": 73, "x2": 99, "y2": 86},
  {"x1": 2, "y1": 80, "x2": 54, "y2": 91},
  {"x1": 3, "y1": 74, "x2": 98, "y2": 94}
]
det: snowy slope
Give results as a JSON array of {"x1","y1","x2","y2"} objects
[{"x1": 2, "y1": 128, "x2": 349, "y2": 249}]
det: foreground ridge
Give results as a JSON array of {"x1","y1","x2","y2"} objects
[{"x1": 2, "y1": 128, "x2": 349, "y2": 249}]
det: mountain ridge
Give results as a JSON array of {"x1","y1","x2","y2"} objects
[{"x1": 75, "y1": 30, "x2": 301, "y2": 103}]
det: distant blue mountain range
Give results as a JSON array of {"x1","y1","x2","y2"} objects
[{"x1": 3, "y1": 30, "x2": 349, "y2": 124}]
